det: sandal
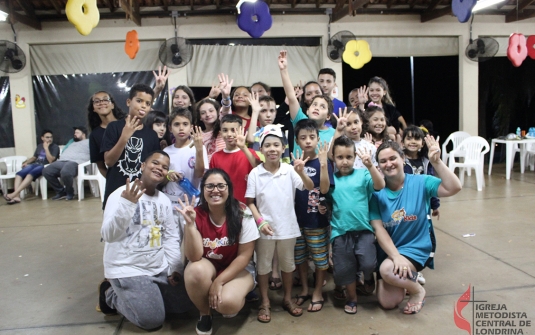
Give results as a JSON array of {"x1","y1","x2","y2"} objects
[
  {"x1": 404, "y1": 299, "x2": 425, "y2": 315},
  {"x1": 333, "y1": 287, "x2": 347, "y2": 300},
  {"x1": 282, "y1": 300, "x2": 303, "y2": 317},
  {"x1": 7, "y1": 199, "x2": 21, "y2": 205},
  {"x1": 3, "y1": 194, "x2": 11, "y2": 201},
  {"x1": 344, "y1": 301, "x2": 358, "y2": 314},
  {"x1": 269, "y1": 277, "x2": 282, "y2": 290},
  {"x1": 293, "y1": 294, "x2": 311, "y2": 306},
  {"x1": 257, "y1": 304, "x2": 271, "y2": 323},
  {"x1": 308, "y1": 300, "x2": 324, "y2": 312}
]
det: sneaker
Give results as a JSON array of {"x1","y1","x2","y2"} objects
[
  {"x1": 52, "y1": 190, "x2": 66, "y2": 200},
  {"x1": 417, "y1": 272, "x2": 426, "y2": 285},
  {"x1": 196, "y1": 315, "x2": 212, "y2": 335},
  {"x1": 65, "y1": 194, "x2": 74, "y2": 201},
  {"x1": 97, "y1": 279, "x2": 117, "y2": 316}
]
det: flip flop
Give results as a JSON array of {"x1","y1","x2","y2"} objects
[
  {"x1": 7, "y1": 199, "x2": 21, "y2": 205},
  {"x1": 344, "y1": 301, "x2": 358, "y2": 314},
  {"x1": 293, "y1": 294, "x2": 311, "y2": 306},
  {"x1": 257, "y1": 304, "x2": 271, "y2": 323},
  {"x1": 269, "y1": 277, "x2": 282, "y2": 290},
  {"x1": 282, "y1": 300, "x2": 303, "y2": 317},
  {"x1": 404, "y1": 299, "x2": 425, "y2": 315},
  {"x1": 308, "y1": 300, "x2": 324, "y2": 312}
]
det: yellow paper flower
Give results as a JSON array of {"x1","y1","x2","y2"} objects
[
  {"x1": 343, "y1": 40, "x2": 372, "y2": 70},
  {"x1": 66, "y1": 0, "x2": 100, "y2": 36}
]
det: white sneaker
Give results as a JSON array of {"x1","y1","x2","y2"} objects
[{"x1": 417, "y1": 272, "x2": 426, "y2": 285}]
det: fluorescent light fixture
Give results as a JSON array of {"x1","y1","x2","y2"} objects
[
  {"x1": 236, "y1": 0, "x2": 257, "y2": 14},
  {"x1": 472, "y1": 0, "x2": 506, "y2": 12},
  {"x1": 0, "y1": 10, "x2": 8, "y2": 21}
]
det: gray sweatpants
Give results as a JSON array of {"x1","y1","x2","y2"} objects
[
  {"x1": 106, "y1": 271, "x2": 192, "y2": 330},
  {"x1": 42, "y1": 161, "x2": 78, "y2": 195}
]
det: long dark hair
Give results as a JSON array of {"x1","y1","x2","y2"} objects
[
  {"x1": 87, "y1": 91, "x2": 126, "y2": 131},
  {"x1": 195, "y1": 98, "x2": 221, "y2": 140},
  {"x1": 368, "y1": 76, "x2": 395, "y2": 106},
  {"x1": 402, "y1": 125, "x2": 428, "y2": 159},
  {"x1": 231, "y1": 86, "x2": 252, "y2": 117},
  {"x1": 172, "y1": 85, "x2": 197, "y2": 124},
  {"x1": 198, "y1": 169, "x2": 243, "y2": 245},
  {"x1": 364, "y1": 105, "x2": 389, "y2": 141},
  {"x1": 144, "y1": 110, "x2": 171, "y2": 146}
]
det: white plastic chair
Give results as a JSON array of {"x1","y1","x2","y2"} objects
[
  {"x1": 449, "y1": 136, "x2": 490, "y2": 191},
  {"x1": 77, "y1": 160, "x2": 105, "y2": 202},
  {"x1": 0, "y1": 156, "x2": 27, "y2": 196},
  {"x1": 25, "y1": 166, "x2": 78, "y2": 200},
  {"x1": 442, "y1": 131, "x2": 471, "y2": 166}
]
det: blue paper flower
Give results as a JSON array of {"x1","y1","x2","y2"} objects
[
  {"x1": 452, "y1": 0, "x2": 477, "y2": 23},
  {"x1": 236, "y1": 1, "x2": 272, "y2": 39}
]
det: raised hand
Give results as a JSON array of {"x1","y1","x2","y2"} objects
[
  {"x1": 218, "y1": 73, "x2": 234, "y2": 98},
  {"x1": 333, "y1": 107, "x2": 352, "y2": 131},
  {"x1": 317, "y1": 140, "x2": 329, "y2": 165},
  {"x1": 363, "y1": 132, "x2": 373, "y2": 143},
  {"x1": 192, "y1": 126, "x2": 204, "y2": 151},
  {"x1": 121, "y1": 178, "x2": 145, "y2": 203},
  {"x1": 208, "y1": 84, "x2": 221, "y2": 99},
  {"x1": 247, "y1": 91, "x2": 261, "y2": 114},
  {"x1": 356, "y1": 147, "x2": 373, "y2": 168},
  {"x1": 176, "y1": 194, "x2": 197, "y2": 225},
  {"x1": 122, "y1": 115, "x2": 143, "y2": 139},
  {"x1": 291, "y1": 150, "x2": 310, "y2": 173},
  {"x1": 424, "y1": 135, "x2": 441, "y2": 164},
  {"x1": 152, "y1": 66, "x2": 169, "y2": 93},
  {"x1": 236, "y1": 126, "x2": 247, "y2": 149},
  {"x1": 357, "y1": 85, "x2": 368, "y2": 105},
  {"x1": 294, "y1": 80, "x2": 303, "y2": 101},
  {"x1": 278, "y1": 50, "x2": 288, "y2": 71}
]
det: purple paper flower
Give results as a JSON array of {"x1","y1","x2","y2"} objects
[
  {"x1": 237, "y1": 1, "x2": 272, "y2": 39},
  {"x1": 452, "y1": 0, "x2": 477, "y2": 23}
]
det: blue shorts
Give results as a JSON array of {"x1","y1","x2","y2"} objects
[{"x1": 16, "y1": 164, "x2": 44, "y2": 180}]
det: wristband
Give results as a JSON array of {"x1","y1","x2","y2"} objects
[
  {"x1": 221, "y1": 98, "x2": 232, "y2": 108},
  {"x1": 258, "y1": 221, "x2": 268, "y2": 231},
  {"x1": 256, "y1": 217, "x2": 264, "y2": 226},
  {"x1": 166, "y1": 170, "x2": 174, "y2": 181}
]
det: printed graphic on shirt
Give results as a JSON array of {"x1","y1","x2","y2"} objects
[
  {"x1": 410, "y1": 164, "x2": 424, "y2": 175},
  {"x1": 203, "y1": 236, "x2": 229, "y2": 260},
  {"x1": 383, "y1": 207, "x2": 418, "y2": 228},
  {"x1": 118, "y1": 137, "x2": 144, "y2": 180},
  {"x1": 304, "y1": 166, "x2": 317, "y2": 177},
  {"x1": 307, "y1": 188, "x2": 320, "y2": 213},
  {"x1": 188, "y1": 156, "x2": 195, "y2": 169},
  {"x1": 126, "y1": 200, "x2": 167, "y2": 249}
]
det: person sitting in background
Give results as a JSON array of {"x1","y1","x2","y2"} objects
[
  {"x1": 4, "y1": 130, "x2": 60, "y2": 205},
  {"x1": 42, "y1": 126, "x2": 90, "y2": 201}
]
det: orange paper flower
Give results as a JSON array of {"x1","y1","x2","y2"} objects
[
  {"x1": 65, "y1": 0, "x2": 100, "y2": 36},
  {"x1": 125, "y1": 30, "x2": 140, "y2": 59},
  {"x1": 343, "y1": 40, "x2": 372, "y2": 70}
]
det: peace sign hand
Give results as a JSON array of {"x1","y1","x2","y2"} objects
[
  {"x1": 121, "y1": 178, "x2": 145, "y2": 203},
  {"x1": 175, "y1": 194, "x2": 197, "y2": 225}
]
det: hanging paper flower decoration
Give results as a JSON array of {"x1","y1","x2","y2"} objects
[
  {"x1": 526, "y1": 35, "x2": 535, "y2": 60},
  {"x1": 236, "y1": 1, "x2": 272, "y2": 39},
  {"x1": 125, "y1": 30, "x2": 140, "y2": 59},
  {"x1": 65, "y1": 0, "x2": 100, "y2": 35},
  {"x1": 342, "y1": 40, "x2": 372, "y2": 70},
  {"x1": 507, "y1": 33, "x2": 527, "y2": 67},
  {"x1": 451, "y1": 0, "x2": 477, "y2": 23}
]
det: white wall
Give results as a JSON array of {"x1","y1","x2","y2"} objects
[{"x1": 1, "y1": 14, "x2": 535, "y2": 156}]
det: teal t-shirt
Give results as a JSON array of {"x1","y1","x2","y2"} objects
[
  {"x1": 327, "y1": 168, "x2": 376, "y2": 242},
  {"x1": 291, "y1": 107, "x2": 335, "y2": 156}
]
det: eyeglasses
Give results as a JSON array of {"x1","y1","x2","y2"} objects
[
  {"x1": 93, "y1": 98, "x2": 111, "y2": 105},
  {"x1": 204, "y1": 183, "x2": 228, "y2": 191}
]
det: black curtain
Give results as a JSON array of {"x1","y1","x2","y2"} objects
[
  {"x1": 32, "y1": 72, "x2": 168, "y2": 145},
  {"x1": 0, "y1": 77, "x2": 14, "y2": 148}
]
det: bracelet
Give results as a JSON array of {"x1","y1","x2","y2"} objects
[
  {"x1": 221, "y1": 98, "x2": 232, "y2": 108},
  {"x1": 256, "y1": 217, "x2": 264, "y2": 226},
  {"x1": 258, "y1": 221, "x2": 268, "y2": 231},
  {"x1": 166, "y1": 170, "x2": 174, "y2": 181}
]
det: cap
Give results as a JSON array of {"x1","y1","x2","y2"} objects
[
  {"x1": 73, "y1": 126, "x2": 88, "y2": 135},
  {"x1": 259, "y1": 124, "x2": 284, "y2": 147}
]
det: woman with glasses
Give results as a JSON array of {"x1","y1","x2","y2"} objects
[
  {"x1": 87, "y1": 91, "x2": 126, "y2": 177},
  {"x1": 176, "y1": 168, "x2": 259, "y2": 335}
]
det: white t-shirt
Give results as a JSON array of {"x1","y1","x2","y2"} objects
[
  {"x1": 245, "y1": 163, "x2": 304, "y2": 240},
  {"x1": 353, "y1": 140, "x2": 378, "y2": 169},
  {"x1": 101, "y1": 186, "x2": 183, "y2": 279},
  {"x1": 163, "y1": 142, "x2": 209, "y2": 206}
]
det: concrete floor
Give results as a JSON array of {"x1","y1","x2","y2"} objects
[{"x1": 1, "y1": 162, "x2": 534, "y2": 335}]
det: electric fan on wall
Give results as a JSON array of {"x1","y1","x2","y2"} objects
[
  {"x1": 0, "y1": 40, "x2": 26, "y2": 73},
  {"x1": 327, "y1": 30, "x2": 356, "y2": 63},
  {"x1": 158, "y1": 12, "x2": 193, "y2": 69},
  {"x1": 465, "y1": 18, "x2": 498, "y2": 62}
]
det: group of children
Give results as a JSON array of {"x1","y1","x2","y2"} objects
[{"x1": 91, "y1": 49, "x2": 445, "y2": 334}]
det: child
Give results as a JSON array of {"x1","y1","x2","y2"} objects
[
  {"x1": 348, "y1": 86, "x2": 368, "y2": 111},
  {"x1": 171, "y1": 85, "x2": 196, "y2": 123},
  {"x1": 247, "y1": 93, "x2": 291, "y2": 163},
  {"x1": 230, "y1": 86, "x2": 255, "y2": 130},
  {"x1": 100, "y1": 83, "x2": 161, "y2": 208},
  {"x1": 163, "y1": 108, "x2": 209, "y2": 225},
  {"x1": 278, "y1": 50, "x2": 335, "y2": 156},
  {"x1": 292, "y1": 119, "x2": 334, "y2": 312},
  {"x1": 367, "y1": 76, "x2": 407, "y2": 132},
  {"x1": 318, "y1": 68, "x2": 346, "y2": 119},
  {"x1": 145, "y1": 110, "x2": 170, "y2": 150},
  {"x1": 209, "y1": 114, "x2": 260, "y2": 203},
  {"x1": 196, "y1": 98, "x2": 226, "y2": 162},
  {"x1": 321, "y1": 136, "x2": 385, "y2": 314},
  {"x1": 332, "y1": 107, "x2": 377, "y2": 169},
  {"x1": 364, "y1": 105, "x2": 390, "y2": 149},
  {"x1": 245, "y1": 127, "x2": 314, "y2": 322}
]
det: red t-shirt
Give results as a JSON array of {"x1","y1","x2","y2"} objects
[
  {"x1": 209, "y1": 148, "x2": 259, "y2": 203},
  {"x1": 195, "y1": 207, "x2": 238, "y2": 275}
]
